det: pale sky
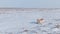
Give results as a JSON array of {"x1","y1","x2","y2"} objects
[{"x1": 0, "y1": 0, "x2": 60, "y2": 8}]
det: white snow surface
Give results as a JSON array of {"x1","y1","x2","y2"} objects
[{"x1": 0, "y1": 10, "x2": 60, "y2": 34}]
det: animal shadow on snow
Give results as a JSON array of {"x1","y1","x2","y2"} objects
[{"x1": 30, "y1": 21, "x2": 38, "y2": 24}]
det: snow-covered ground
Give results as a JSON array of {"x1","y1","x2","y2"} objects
[{"x1": 0, "y1": 9, "x2": 60, "y2": 34}]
